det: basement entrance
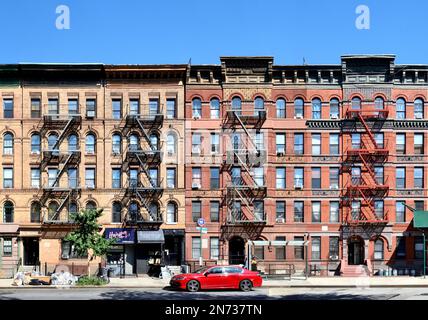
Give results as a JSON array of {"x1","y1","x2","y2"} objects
[
  {"x1": 229, "y1": 236, "x2": 245, "y2": 265},
  {"x1": 23, "y1": 238, "x2": 39, "y2": 266},
  {"x1": 348, "y1": 236, "x2": 364, "y2": 265}
]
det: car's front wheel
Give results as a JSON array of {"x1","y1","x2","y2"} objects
[
  {"x1": 186, "y1": 280, "x2": 200, "y2": 292},
  {"x1": 239, "y1": 279, "x2": 253, "y2": 292}
]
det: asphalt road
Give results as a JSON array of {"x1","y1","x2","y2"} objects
[{"x1": 1, "y1": 287, "x2": 428, "y2": 300}]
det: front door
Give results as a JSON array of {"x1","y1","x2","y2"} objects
[
  {"x1": 229, "y1": 237, "x2": 245, "y2": 265},
  {"x1": 23, "y1": 238, "x2": 39, "y2": 266},
  {"x1": 348, "y1": 238, "x2": 364, "y2": 265}
]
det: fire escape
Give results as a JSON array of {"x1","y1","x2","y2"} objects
[
  {"x1": 221, "y1": 102, "x2": 267, "y2": 240},
  {"x1": 119, "y1": 107, "x2": 164, "y2": 228},
  {"x1": 37, "y1": 114, "x2": 82, "y2": 224},
  {"x1": 341, "y1": 107, "x2": 389, "y2": 228}
]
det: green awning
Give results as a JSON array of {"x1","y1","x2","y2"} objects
[{"x1": 413, "y1": 210, "x2": 428, "y2": 228}]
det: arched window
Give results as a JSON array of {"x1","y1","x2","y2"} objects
[
  {"x1": 30, "y1": 202, "x2": 41, "y2": 223},
  {"x1": 166, "y1": 133, "x2": 176, "y2": 155},
  {"x1": 68, "y1": 134, "x2": 78, "y2": 152},
  {"x1": 85, "y1": 133, "x2": 96, "y2": 154},
  {"x1": 311, "y1": 98, "x2": 321, "y2": 119},
  {"x1": 192, "y1": 98, "x2": 202, "y2": 118},
  {"x1": 48, "y1": 201, "x2": 59, "y2": 221},
  {"x1": 351, "y1": 97, "x2": 361, "y2": 110},
  {"x1": 129, "y1": 134, "x2": 139, "y2": 151},
  {"x1": 129, "y1": 202, "x2": 139, "y2": 221},
  {"x1": 254, "y1": 97, "x2": 264, "y2": 115},
  {"x1": 330, "y1": 98, "x2": 340, "y2": 118},
  {"x1": 149, "y1": 133, "x2": 159, "y2": 151},
  {"x1": 3, "y1": 201, "x2": 14, "y2": 223},
  {"x1": 231, "y1": 97, "x2": 242, "y2": 114},
  {"x1": 210, "y1": 98, "x2": 220, "y2": 119},
  {"x1": 294, "y1": 98, "x2": 304, "y2": 118},
  {"x1": 166, "y1": 202, "x2": 177, "y2": 223},
  {"x1": 112, "y1": 202, "x2": 122, "y2": 223},
  {"x1": 112, "y1": 133, "x2": 122, "y2": 154},
  {"x1": 396, "y1": 98, "x2": 406, "y2": 119},
  {"x1": 374, "y1": 239, "x2": 384, "y2": 260},
  {"x1": 69, "y1": 202, "x2": 78, "y2": 222},
  {"x1": 149, "y1": 202, "x2": 159, "y2": 221},
  {"x1": 276, "y1": 99, "x2": 286, "y2": 118},
  {"x1": 31, "y1": 133, "x2": 41, "y2": 154},
  {"x1": 3, "y1": 133, "x2": 13, "y2": 155},
  {"x1": 415, "y1": 98, "x2": 424, "y2": 119},
  {"x1": 48, "y1": 133, "x2": 58, "y2": 151},
  {"x1": 86, "y1": 201, "x2": 96, "y2": 210},
  {"x1": 375, "y1": 97, "x2": 384, "y2": 110}
]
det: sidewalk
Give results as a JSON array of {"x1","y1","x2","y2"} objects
[{"x1": 3, "y1": 276, "x2": 428, "y2": 289}]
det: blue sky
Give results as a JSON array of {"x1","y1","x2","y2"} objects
[{"x1": 0, "y1": 0, "x2": 426, "y2": 65}]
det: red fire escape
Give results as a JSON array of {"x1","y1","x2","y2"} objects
[{"x1": 342, "y1": 108, "x2": 389, "y2": 225}]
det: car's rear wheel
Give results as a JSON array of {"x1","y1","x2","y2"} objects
[
  {"x1": 239, "y1": 279, "x2": 253, "y2": 292},
  {"x1": 186, "y1": 280, "x2": 200, "y2": 292}
]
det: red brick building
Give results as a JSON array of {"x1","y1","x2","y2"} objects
[{"x1": 184, "y1": 55, "x2": 428, "y2": 276}]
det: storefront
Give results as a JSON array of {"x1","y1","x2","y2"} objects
[
  {"x1": 163, "y1": 229, "x2": 185, "y2": 266},
  {"x1": 104, "y1": 228, "x2": 135, "y2": 277},
  {"x1": 135, "y1": 229, "x2": 165, "y2": 276}
]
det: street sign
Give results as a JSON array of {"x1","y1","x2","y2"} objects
[
  {"x1": 196, "y1": 227, "x2": 208, "y2": 234},
  {"x1": 197, "y1": 218, "x2": 205, "y2": 227}
]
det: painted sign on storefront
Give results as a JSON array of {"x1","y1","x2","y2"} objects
[{"x1": 105, "y1": 228, "x2": 135, "y2": 244}]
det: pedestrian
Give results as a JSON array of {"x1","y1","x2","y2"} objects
[{"x1": 251, "y1": 257, "x2": 258, "y2": 271}]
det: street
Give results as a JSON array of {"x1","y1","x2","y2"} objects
[{"x1": 1, "y1": 286, "x2": 428, "y2": 300}]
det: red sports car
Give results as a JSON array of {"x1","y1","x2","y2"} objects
[{"x1": 169, "y1": 265, "x2": 263, "y2": 292}]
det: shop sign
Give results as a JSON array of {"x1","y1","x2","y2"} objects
[{"x1": 105, "y1": 228, "x2": 135, "y2": 244}]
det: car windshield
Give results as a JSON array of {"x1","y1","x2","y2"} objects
[{"x1": 194, "y1": 267, "x2": 210, "y2": 274}]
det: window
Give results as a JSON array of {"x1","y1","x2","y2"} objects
[
  {"x1": 374, "y1": 133, "x2": 384, "y2": 149},
  {"x1": 129, "y1": 99, "x2": 139, "y2": 115},
  {"x1": 149, "y1": 99, "x2": 159, "y2": 116},
  {"x1": 112, "y1": 134, "x2": 122, "y2": 154},
  {"x1": 192, "y1": 201, "x2": 201, "y2": 222},
  {"x1": 68, "y1": 168, "x2": 77, "y2": 189},
  {"x1": 414, "y1": 167, "x2": 424, "y2": 188},
  {"x1": 31, "y1": 168, "x2": 40, "y2": 188},
  {"x1": 329, "y1": 134, "x2": 339, "y2": 154},
  {"x1": 231, "y1": 133, "x2": 240, "y2": 151},
  {"x1": 31, "y1": 202, "x2": 41, "y2": 223},
  {"x1": 294, "y1": 133, "x2": 304, "y2": 154},
  {"x1": 294, "y1": 236, "x2": 304, "y2": 260},
  {"x1": 48, "y1": 133, "x2": 58, "y2": 152},
  {"x1": 294, "y1": 201, "x2": 304, "y2": 222},
  {"x1": 210, "y1": 201, "x2": 219, "y2": 222},
  {"x1": 374, "y1": 167, "x2": 384, "y2": 185},
  {"x1": 112, "y1": 168, "x2": 121, "y2": 189},
  {"x1": 415, "y1": 201, "x2": 425, "y2": 211},
  {"x1": 85, "y1": 168, "x2": 95, "y2": 189},
  {"x1": 351, "y1": 201, "x2": 360, "y2": 220},
  {"x1": 312, "y1": 201, "x2": 321, "y2": 223},
  {"x1": 231, "y1": 97, "x2": 242, "y2": 114},
  {"x1": 112, "y1": 202, "x2": 122, "y2": 223},
  {"x1": 3, "y1": 201, "x2": 14, "y2": 223},
  {"x1": 86, "y1": 201, "x2": 96, "y2": 210},
  {"x1": 351, "y1": 133, "x2": 361, "y2": 149},
  {"x1": 312, "y1": 167, "x2": 321, "y2": 189},
  {"x1": 61, "y1": 240, "x2": 87, "y2": 259},
  {"x1": 396, "y1": 201, "x2": 405, "y2": 223},
  {"x1": 128, "y1": 202, "x2": 139, "y2": 221},
  {"x1": 68, "y1": 99, "x2": 78, "y2": 114},
  {"x1": 86, "y1": 99, "x2": 96, "y2": 118},
  {"x1": 374, "y1": 97, "x2": 384, "y2": 110},
  {"x1": 231, "y1": 167, "x2": 241, "y2": 186},
  {"x1": 254, "y1": 244, "x2": 264, "y2": 260},
  {"x1": 329, "y1": 168, "x2": 339, "y2": 189},
  {"x1": 69, "y1": 202, "x2": 78, "y2": 218},
  {"x1": 3, "y1": 168, "x2": 13, "y2": 188},
  {"x1": 85, "y1": 134, "x2": 96, "y2": 154},
  {"x1": 166, "y1": 99, "x2": 176, "y2": 119},
  {"x1": 2, "y1": 238, "x2": 12, "y2": 256},
  {"x1": 192, "y1": 98, "x2": 202, "y2": 118},
  {"x1": 312, "y1": 134, "x2": 321, "y2": 155},
  {"x1": 276, "y1": 133, "x2": 285, "y2": 154},
  {"x1": 396, "y1": 236, "x2": 406, "y2": 259},
  {"x1": 210, "y1": 167, "x2": 220, "y2": 189},
  {"x1": 3, "y1": 133, "x2": 13, "y2": 155},
  {"x1": 149, "y1": 134, "x2": 159, "y2": 151},
  {"x1": 192, "y1": 168, "x2": 201, "y2": 188},
  {"x1": 254, "y1": 201, "x2": 264, "y2": 221},
  {"x1": 67, "y1": 134, "x2": 78, "y2": 152},
  {"x1": 148, "y1": 168, "x2": 159, "y2": 187},
  {"x1": 372, "y1": 239, "x2": 383, "y2": 260},
  {"x1": 330, "y1": 201, "x2": 339, "y2": 222},
  {"x1": 210, "y1": 98, "x2": 220, "y2": 119},
  {"x1": 166, "y1": 134, "x2": 176, "y2": 155},
  {"x1": 275, "y1": 236, "x2": 286, "y2": 260},
  {"x1": 374, "y1": 200, "x2": 384, "y2": 219},
  {"x1": 254, "y1": 132, "x2": 263, "y2": 151},
  {"x1": 414, "y1": 98, "x2": 424, "y2": 119},
  {"x1": 233, "y1": 201, "x2": 242, "y2": 221},
  {"x1": 129, "y1": 169, "x2": 138, "y2": 188},
  {"x1": 351, "y1": 167, "x2": 361, "y2": 185},
  {"x1": 48, "y1": 168, "x2": 58, "y2": 187},
  {"x1": 3, "y1": 99, "x2": 13, "y2": 118},
  {"x1": 254, "y1": 167, "x2": 264, "y2": 187},
  {"x1": 210, "y1": 237, "x2": 219, "y2": 259},
  {"x1": 294, "y1": 167, "x2": 304, "y2": 188},
  {"x1": 254, "y1": 97, "x2": 264, "y2": 115},
  {"x1": 415, "y1": 237, "x2": 424, "y2": 259},
  {"x1": 192, "y1": 237, "x2": 201, "y2": 259},
  {"x1": 351, "y1": 97, "x2": 361, "y2": 110},
  {"x1": 329, "y1": 237, "x2": 339, "y2": 258},
  {"x1": 276, "y1": 201, "x2": 285, "y2": 223},
  {"x1": 414, "y1": 133, "x2": 424, "y2": 154},
  {"x1": 294, "y1": 98, "x2": 304, "y2": 118},
  {"x1": 211, "y1": 133, "x2": 219, "y2": 154},
  {"x1": 167, "y1": 202, "x2": 177, "y2": 223},
  {"x1": 192, "y1": 133, "x2": 201, "y2": 154},
  {"x1": 330, "y1": 98, "x2": 339, "y2": 118},
  {"x1": 112, "y1": 99, "x2": 122, "y2": 119},
  {"x1": 48, "y1": 201, "x2": 59, "y2": 220},
  {"x1": 48, "y1": 98, "x2": 58, "y2": 115},
  {"x1": 129, "y1": 134, "x2": 139, "y2": 151},
  {"x1": 312, "y1": 99, "x2": 321, "y2": 119},
  {"x1": 396, "y1": 167, "x2": 405, "y2": 189},
  {"x1": 396, "y1": 98, "x2": 406, "y2": 119},
  {"x1": 311, "y1": 237, "x2": 321, "y2": 260},
  {"x1": 31, "y1": 134, "x2": 41, "y2": 154},
  {"x1": 276, "y1": 99, "x2": 286, "y2": 118},
  {"x1": 396, "y1": 133, "x2": 406, "y2": 154},
  {"x1": 276, "y1": 167, "x2": 286, "y2": 189},
  {"x1": 166, "y1": 168, "x2": 176, "y2": 189},
  {"x1": 31, "y1": 99, "x2": 41, "y2": 118}
]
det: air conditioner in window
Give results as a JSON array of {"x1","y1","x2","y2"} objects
[
  {"x1": 193, "y1": 114, "x2": 201, "y2": 120},
  {"x1": 294, "y1": 115, "x2": 304, "y2": 119},
  {"x1": 167, "y1": 151, "x2": 174, "y2": 157},
  {"x1": 294, "y1": 184, "x2": 303, "y2": 190},
  {"x1": 330, "y1": 114, "x2": 338, "y2": 119},
  {"x1": 277, "y1": 151, "x2": 285, "y2": 156},
  {"x1": 329, "y1": 255, "x2": 339, "y2": 261},
  {"x1": 192, "y1": 147, "x2": 201, "y2": 155},
  {"x1": 192, "y1": 182, "x2": 201, "y2": 189},
  {"x1": 330, "y1": 184, "x2": 339, "y2": 190},
  {"x1": 415, "y1": 114, "x2": 423, "y2": 119},
  {"x1": 276, "y1": 218, "x2": 285, "y2": 223}
]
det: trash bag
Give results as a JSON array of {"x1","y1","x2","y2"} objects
[{"x1": 50, "y1": 271, "x2": 78, "y2": 285}]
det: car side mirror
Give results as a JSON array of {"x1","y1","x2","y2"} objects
[{"x1": 203, "y1": 272, "x2": 209, "y2": 277}]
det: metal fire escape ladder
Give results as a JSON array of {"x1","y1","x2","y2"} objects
[
  {"x1": 135, "y1": 153, "x2": 157, "y2": 188},
  {"x1": 51, "y1": 117, "x2": 75, "y2": 151},
  {"x1": 136, "y1": 117, "x2": 156, "y2": 151}
]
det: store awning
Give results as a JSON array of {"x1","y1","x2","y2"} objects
[
  {"x1": 414, "y1": 211, "x2": 428, "y2": 228},
  {"x1": 137, "y1": 230, "x2": 165, "y2": 244}
]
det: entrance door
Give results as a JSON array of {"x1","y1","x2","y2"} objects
[
  {"x1": 23, "y1": 238, "x2": 39, "y2": 266},
  {"x1": 229, "y1": 237, "x2": 245, "y2": 265},
  {"x1": 348, "y1": 238, "x2": 364, "y2": 265}
]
